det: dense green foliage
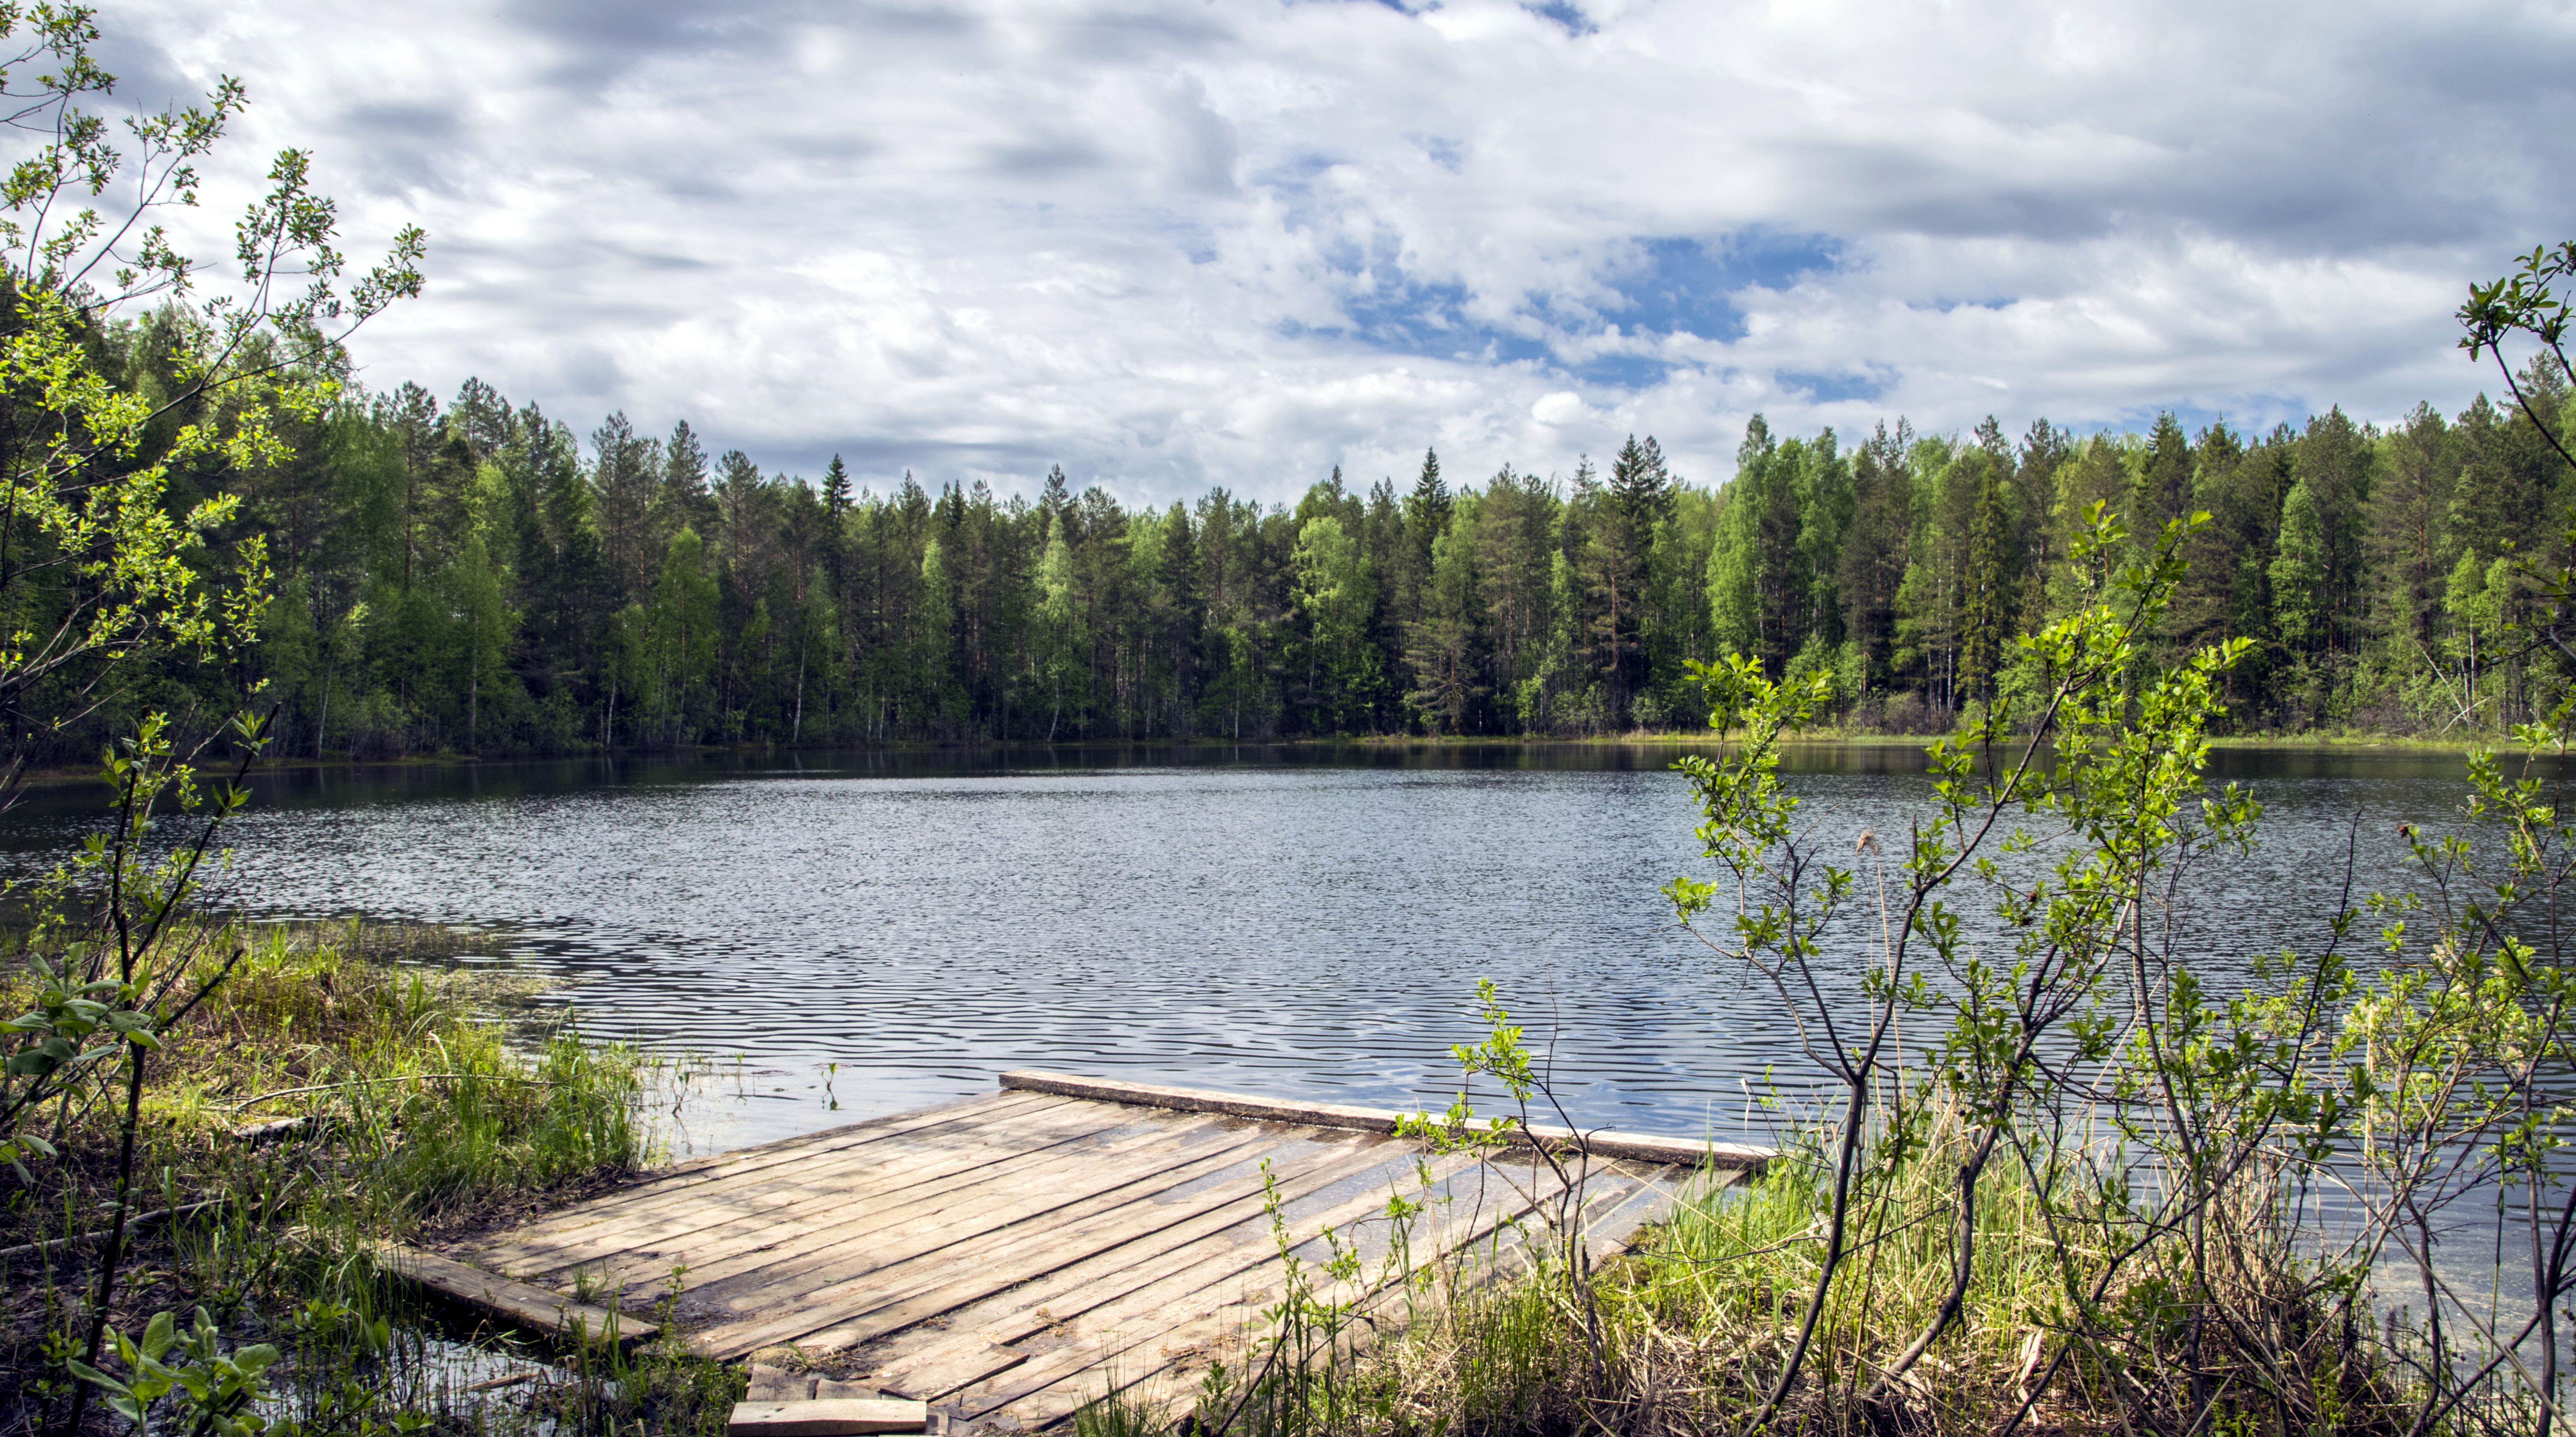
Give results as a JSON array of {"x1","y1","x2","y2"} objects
[{"x1": 46, "y1": 353, "x2": 2573, "y2": 757}]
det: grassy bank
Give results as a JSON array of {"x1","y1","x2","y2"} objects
[
  {"x1": 0, "y1": 920, "x2": 743, "y2": 1437},
  {"x1": 1090, "y1": 1098, "x2": 2442, "y2": 1437}
]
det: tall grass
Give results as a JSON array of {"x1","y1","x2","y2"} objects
[
  {"x1": 0, "y1": 919, "x2": 744, "y2": 1437},
  {"x1": 1145, "y1": 1095, "x2": 2435, "y2": 1437}
]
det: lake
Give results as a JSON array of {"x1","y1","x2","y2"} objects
[{"x1": 0, "y1": 741, "x2": 2510, "y2": 1157}]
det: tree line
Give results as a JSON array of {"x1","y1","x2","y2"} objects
[{"x1": 33, "y1": 332, "x2": 2576, "y2": 758}]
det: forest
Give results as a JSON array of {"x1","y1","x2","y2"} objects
[{"x1": 45, "y1": 319, "x2": 2576, "y2": 759}]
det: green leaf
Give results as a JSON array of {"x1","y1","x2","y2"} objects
[{"x1": 64, "y1": 1359, "x2": 131, "y2": 1398}]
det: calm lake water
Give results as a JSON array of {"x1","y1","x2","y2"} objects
[{"x1": 0, "y1": 741, "x2": 2517, "y2": 1156}]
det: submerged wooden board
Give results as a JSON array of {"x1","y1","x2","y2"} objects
[
  {"x1": 435, "y1": 1074, "x2": 1770, "y2": 1433},
  {"x1": 388, "y1": 1243, "x2": 657, "y2": 1347}
]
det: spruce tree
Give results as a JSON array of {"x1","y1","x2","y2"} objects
[
  {"x1": 588, "y1": 411, "x2": 663, "y2": 606},
  {"x1": 1039, "y1": 463, "x2": 1072, "y2": 540},
  {"x1": 1837, "y1": 421, "x2": 1913, "y2": 699},
  {"x1": 1407, "y1": 446, "x2": 1453, "y2": 559},
  {"x1": 822, "y1": 454, "x2": 854, "y2": 519},
  {"x1": 663, "y1": 419, "x2": 716, "y2": 535},
  {"x1": 450, "y1": 377, "x2": 515, "y2": 461},
  {"x1": 1956, "y1": 451, "x2": 2012, "y2": 706},
  {"x1": 388, "y1": 381, "x2": 440, "y2": 590},
  {"x1": 2136, "y1": 411, "x2": 2194, "y2": 534}
]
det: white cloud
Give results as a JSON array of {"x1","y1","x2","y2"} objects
[{"x1": 86, "y1": 0, "x2": 2576, "y2": 502}]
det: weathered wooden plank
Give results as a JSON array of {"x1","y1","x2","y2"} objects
[
  {"x1": 747, "y1": 1364, "x2": 818, "y2": 1401},
  {"x1": 646, "y1": 1111, "x2": 1262, "y2": 1303},
  {"x1": 1000, "y1": 1071, "x2": 1774, "y2": 1171},
  {"x1": 725, "y1": 1397, "x2": 926, "y2": 1435},
  {"x1": 656, "y1": 1088, "x2": 1037, "y2": 1178},
  {"x1": 746, "y1": 1368, "x2": 889, "y2": 1402},
  {"x1": 483, "y1": 1091, "x2": 1070, "y2": 1252},
  {"x1": 654, "y1": 1117, "x2": 1246, "y2": 1298},
  {"x1": 865, "y1": 1147, "x2": 1486, "y2": 1400},
  {"x1": 540, "y1": 1089, "x2": 1054, "y2": 1216},
  {"x1": 505, "y1": 1091, "x2": 1086, "y2": 1236},
  {"x1": 803, "y1": 1135, "x2": 1440, "y2": 1372},
  {"x1": 476, "y1": 1101, "x2": 1162, "y2": 1279},
  {"x1": 954, "y1": 1154, "x2": 1610, "y2": 1421},
  {"x1": 386, "y1": 1244, "x2": 655, "y2": 1347},
  {"x1": 836, "y1": 1137, "x2": 1449, "y2": 1363},
  {"x1": 501, "y1": 1113, "x2": 1199, "y2": 1288},
  {"x1": 682, "y1": 1125, "x2": 1358, "y2": 1356},
  {"x1": 1033, "y1": 1162, "x2": 1711, "y2": 1429}
]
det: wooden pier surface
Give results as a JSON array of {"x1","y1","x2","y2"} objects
[{"x1": 418, "y1": 1072, "x2": 1770, "y2": 1432}]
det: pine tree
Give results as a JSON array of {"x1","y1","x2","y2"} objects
[
  {"x1": 386, "y1": 381, "x2": 440, "y2": 590},
  {"x1": 663, "y1": 420, "x2": 715, "y2": 535},
  {"x1": 1956, "y1": 450, "x2": 2012, "y2": 706},
  {"x1": 1406, "y1": 446, "x2": 1453, "y2": 560},
  {"x1": 2367, "y1": 403, "x2": 2458, "y2": 651},
  {"x1": 1836, "y1": 421, "x2": 1913, "y2": 698},
  {"x1": 2291, "y1": 407, "x2": 2370, "y2": 658},
  {"x1": 1039, "y1": 463, "x2": 1071, "y2": 540},
  {"x1": 1974, "y1": 415, "x2": 2013, "y2": 472},
  {"x1": 2136, "y1": 412, "x2": 2194, "y2": 534},
  {"x1": 1160, "y1": 500, "x2": 1201, "y2": 735},
  {"x1": 1476, "y1": 466, "x2": 1560, "y2": 720},
  {"x1": 1708, "y1": 420, "x2": 1803, "y2": 676},
  {"x1": 822, "y1": 453, "x2": 854, "y2": 519},
  {"x1": 449, "y1": 377, "x2": 515, "y2": 461},
  {"x1": 1609, "y1": 434, "x2": 1675, "y2": 528},
  {"x1": 1405, "y1": 523, "x2": 1482, "y2": 733},
  {"x1": 589, "y1": 411, "x2": 662, "y2": 606},
  {"x1": 1792, "y1": 428, "x2": 1853, "y2": 654}
]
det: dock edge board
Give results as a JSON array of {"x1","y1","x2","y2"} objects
[
  {"x1": 728, "y1": 1398, "x2": 929, "y2": 1436},
  {"x1": 386, "y1": 1243, "x2": 658, "y2": 1347},
  {"x1": 996, "y1": 1071, "x2": 1772, "y2": 1172}
]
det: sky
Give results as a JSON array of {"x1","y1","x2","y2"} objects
[{"x1": 89, "y1": 0, "x2": 2576, "y2": 505}]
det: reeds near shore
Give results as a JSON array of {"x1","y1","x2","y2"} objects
[
  {"x1": 1296, "y1": 1110, "x2": 2429, "y2": 1437},
  {"x1": 0, "y1": 919, "x2": 745, "y2": 1437},
  {"x1": 1074, "y1": 1097, "x2": 2426, "y2": 1437}
]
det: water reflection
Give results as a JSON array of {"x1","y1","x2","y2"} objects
[{"x1": 0, "y1": 741, "x2": 2541, "y2": 1158}]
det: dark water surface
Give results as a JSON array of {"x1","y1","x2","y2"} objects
[{"x1": 0, "y1": 742, "x2": 2518, "y2": 1155}]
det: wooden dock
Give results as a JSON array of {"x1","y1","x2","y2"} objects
[{"x1": 413, "y1": 1071, "x2": 1770, "y2": 1432}]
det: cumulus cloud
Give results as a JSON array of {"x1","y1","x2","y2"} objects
[{"x1": 87, "y1": 0, "x2": 2576, "y2": 502}]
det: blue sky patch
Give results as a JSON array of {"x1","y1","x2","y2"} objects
[
  {"x1": 1522, "y1": 2, "x2": 1598, "y2": 37},
  {"x1": 1295, "y1": 274, "x2": 1550, "y2": 368},
  {"x1": 1298, "y1": 230, "x2": 1849, "y2": 390},
  {"x1": 1564, "y1": 351, "x2": 1674, "y2": 388},
  {"x1": 2085, "y1": 399, "x2": 2313, "y2": 441},
  {"x1": 1417, "y1": 135, "x2": 1466, "y2": 172},
  {"x1": 1603, "y1": 233, "x2": 1841, "y2": 342},
  {"x1": 1777, "y1": 368, "x2": 1893, "y2": 404}
]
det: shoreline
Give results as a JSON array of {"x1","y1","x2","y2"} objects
[{"x1": 1, "y1": 728, "x2": 2521, "y2": 790}]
